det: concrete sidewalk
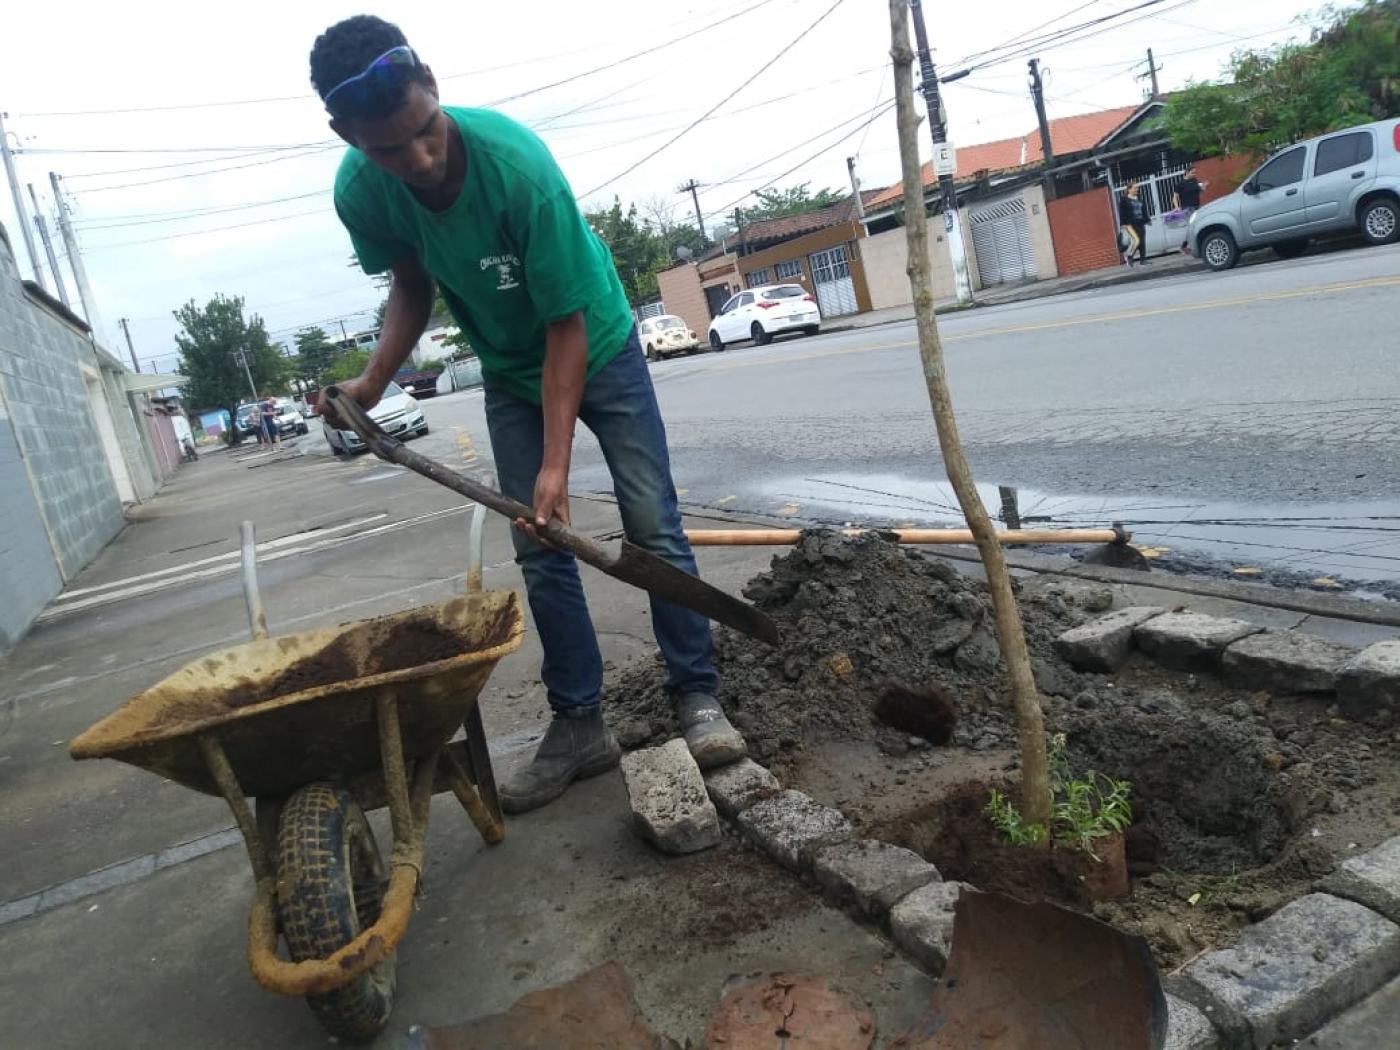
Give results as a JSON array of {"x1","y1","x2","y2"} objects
[
  {"x1": 828, "y1": 251, "x2": 1203, "y2": 333},
  {"x1": 2, "y1": 436, "x2": 1397, "y2": 1047}
]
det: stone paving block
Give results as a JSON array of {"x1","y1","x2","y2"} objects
[
  {"x1": 619, "y1": 739, "x2": 721, "y2": 855},
  {"x1": 1336, "y1": 640, "x2": 1400, "y2": 719},
  {"x1": 812, "y1": 839, "x2": 940, "y2": 920},
  {"x1": 889, "y1": 881, "x2": 968, "y2": 975},
  {"x1": 736, "y1": 790, "x2": 854, "y2": 873},
  {"x1": 1222, "y1": 631, "x2": 1355, "y2": 695},
  {"x1": 1182, "y1": 893, "x2": 1400, "y2": 1048},
  {"x1": 1164, "y1": 994, "x2": 1219, "y2": 1050},
  {"x1": 1297, "y1": 975, "x2": 1400, "y2": 1048},
  {"x1": 702, "y1": 757, "x2": 781, "y2": 819},
  {"x1": 1320, "y1": 834, "x2": 1400, "y2": 924},
  {"x1": 1055, "y1": 606, "x2": 1166, "y2": 672},
  {"x1": 1136, "y1": 612, "x2": 1263, "y2": 673}
]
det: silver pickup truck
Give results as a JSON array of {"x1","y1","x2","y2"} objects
[{"x1": 1190, "y1": 119, "x2": 1400, "y2": 271}]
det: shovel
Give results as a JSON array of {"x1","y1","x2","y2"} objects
[{"x1": 323, "y1": 386, "x2": 779, "y2": 646}]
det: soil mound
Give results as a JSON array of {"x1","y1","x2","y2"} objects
[{"x1": 606, "y1": 531, "x2": 1097, "y2": 764}]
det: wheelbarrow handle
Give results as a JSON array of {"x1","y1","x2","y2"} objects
[{"x1": 322, "y1": 386, "x2": 614, "y2": 566}]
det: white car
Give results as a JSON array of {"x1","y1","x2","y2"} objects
[
  {"x1": 639, "y1": 315, "x2": 700, "y2": 361},
  {"x1": 322, "y1": 381, "x2": 428, "y2": 456},
  {"x1": 707, "y1": 284, "x2": 821, "y2": 350}
]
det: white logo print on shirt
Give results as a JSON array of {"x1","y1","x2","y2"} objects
[{"x1": 481, "y1": 253, "x2": 521, "y2": 291}]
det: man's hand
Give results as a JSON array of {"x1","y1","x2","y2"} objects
[{"x1": 517, "y1": 464, "x2": 570, "y2": 545}]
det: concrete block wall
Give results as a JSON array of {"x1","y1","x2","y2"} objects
[
  {"x1": 1022, "y1": 184, "x2": 1060, "y2": 281},
  {"x1": 1047, "y1": 185, "x2": 1122, "y2": 276}
]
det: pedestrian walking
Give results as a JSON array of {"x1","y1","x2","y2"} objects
[
  {"x1": 1118, "y1": 183, "x2": 1149, "y2": 266},
  {"x1": 260, "y1": 397, "x2": 281, "y2": 449},
  {"x1": 1173, "y1": 166, "x2": 1208, "y2": 253},
  {"x1": 308, "y1": 16, "x2": 744, "y2": 814}
]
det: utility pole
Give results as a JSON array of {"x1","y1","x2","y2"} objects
[
  {"x1": 0, "y1": 111, "x2": 44, "y2": 284},
  {"x1": 734, "y1": 208, "x2": 749, "y2": 256},
  {"x1": 338, "y1": 319, "x2": 351, "y2": 347},
  {"x1": 27, "y1": 183, "x2": 69, "y2": 307},
  {"x1": 1027, "y1": 58, "x2": 1056, "y2": 198},
  {"x1": 846, "y1": 156, "x2": 867, "y2": 232},
  {"x1": 908, "y1": 0, "x2": 972, "y2": 304},
  {"x1": 677, "y1": 178, "x2": 707, "y2": 242},
  {"x1": 1138, "y1": 48, "x2": 1162, "y2": 97},
  {"x1": 233, "y1": 348, "x2": 259, "y2": 403},
  {"x1": 49, "y1": 172, "x2": 102, "y2": 336},
  {"x1": 118, "y1": 317, "x2": 140, "y2": 372}
]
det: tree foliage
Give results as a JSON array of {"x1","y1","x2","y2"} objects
[
  {"x1": 324, "y1": 349, "x2": 371, "y2": 383},
  {"x1": 174, "y1": 295, "x2": 285, "y2": 444},
  {"x1": 292, "y1": 326, "x2": 338, "y2": 386},
  {"x1": 740, "y1": 183, "x2": 845, "y2": 223},
  {"x1": 1166, "y1": 1, "x2": 1400, "y2": 157},
  {"x1": 585, "y1": 196, "x2": 707, "y2": 303}
]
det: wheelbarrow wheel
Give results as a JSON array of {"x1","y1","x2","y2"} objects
[{"x1": 276, "y1": 783, "x2": 395, "y2": 1043}]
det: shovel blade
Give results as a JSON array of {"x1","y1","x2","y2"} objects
[
  {"x1": 610, "y1": 541, "x2": 780, "y2": 646},
  {"x1": 897, "y1": 890, "x2": 1166, "y2": 1050}
]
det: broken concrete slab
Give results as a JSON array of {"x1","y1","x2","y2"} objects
[
  {"x1": 620, "y1": 739, "x2": 721, "y2": 855},
  {"x1": 1181, "y1": 893, "x2": 1400, "y2": 1048},
  {"x1": 1055, "y1": 606, "x2": 1166, "y2": 672},
  {"x1": 736, "y1": 790, "x2": 854, "y2": 873},
  {"x1": 812, "y1": 840, "x2": 940, "y2": 921},
  {"x1": 701, "y1": 973, "x2": 875, "y2": 1050},
  {"x1": 1164, "y1": 994, "x2": 1219, "y2": 1050},
  {"x1": 1135, "y1": 612, "x2": 1263, "y2": 673},
  {"x1": 1336, "y1": 640, "x2": 1400, "y2": 718},
  {"x1": 888, "y1": 881, "x2": 967, "y2": 975},
  {"x1": 702, "y1": 757, "x2": 781, "y2": 820},
  {"x1": 1222, "y1": 631, "x2": 1355, "y2": 694},
  {"x1": 1320, "y1": 834, "x2": 1400, "y2": 924},
  {"x1": 421, "y1": 961, "x2": 679, "y2": 1049},
  {"x1": 1297, "y1": 975, "x2": 1400, "y2": 1048}
]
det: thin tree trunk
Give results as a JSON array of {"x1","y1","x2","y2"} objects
[{"x1": 888, "y1": 0, "x2": 1050, "y2": 828}]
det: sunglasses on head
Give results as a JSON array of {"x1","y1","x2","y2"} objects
[{"x1": 322, "y1": 45, "x2": 422, "y2": 115}]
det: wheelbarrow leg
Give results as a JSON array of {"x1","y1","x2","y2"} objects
[
  {"x1": 443, "y1": 746, "x2": 504, "y2": 845},
  {"x1": 458, "y1": 700, "x2": 503, "y2": 827}
]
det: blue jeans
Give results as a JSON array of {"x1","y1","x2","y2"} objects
[{"x1": 484, "y1": 328, "x2": 720, "y2": 712}]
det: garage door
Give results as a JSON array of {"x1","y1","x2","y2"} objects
[
  {"x1": 969, "y1": 195, "x2": 1037, "y2": 286},
  {"x1": 808, "y1": 245, "x2": 858, "y2": 317}
]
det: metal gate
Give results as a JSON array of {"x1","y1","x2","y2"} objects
[
  {"x1": 969, "y1": 194, "x2": 1037, "y2": 286},
  {"x1": 808, "y1": 245, "x2": 858, "y2": 316},
  {"x1": 1105, "y1": 163, "x2": 1192, "y2": 258},
  {"x1": 634, "y1": 301, "x2": 665, "y2": 322}
]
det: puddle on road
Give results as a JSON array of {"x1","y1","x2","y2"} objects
[{"x1": 759, "y1": 473, "x2": 1400, "y2": 601}]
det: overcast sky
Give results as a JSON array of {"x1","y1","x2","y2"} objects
[{"x1": 0, "y1": 0, "x2": 1328, "y2": 372}]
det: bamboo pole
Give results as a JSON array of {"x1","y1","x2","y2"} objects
[
  {"x1": 889, "y1": 0, "x2": 1050, "y2": 828},
  {"x1": 686, "y1": 527, "x2": 1126, "y2": 546}
]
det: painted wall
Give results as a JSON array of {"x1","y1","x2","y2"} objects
[{"x1": 1022, "y1": 183, "x2": 1060, "y2": 281}]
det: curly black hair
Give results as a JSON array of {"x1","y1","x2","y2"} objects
[{"x1": 309, "y1": 15, "x2": 430, "y2": 120}]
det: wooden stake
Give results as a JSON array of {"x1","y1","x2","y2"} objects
[
  {"x1": 889, "y1": 0, "x2": 1050, "y2": 828},
  {"x1": 685, "y1": 527, "x2": 1126, "y2": 546}
]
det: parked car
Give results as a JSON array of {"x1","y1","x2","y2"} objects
[
  {"x1": 1190, "y1": 119, "x2": 1400, "y2": 271},
  {"x1": 394, "y1": 364, "x2": 443, "y2": 398},
  {"x1": 272, "y1": 398, "x2": 309, "y2": 436},
  {"x1": 322, "y1": 381, "x2": 428, "y2": 456},
  {"x1": 639, "y1": 315, "x2": 700, "y2": 360},
  {"x1": 235, "y1": 403, "x2": 262, "y2": 439},
  {"x1": 708, "y1": 284, "x2": 821, "y2": 350}
]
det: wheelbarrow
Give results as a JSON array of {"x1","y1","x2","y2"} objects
[{"x1": 69, "y1": 510, "x2": 522, "y2": 1042}]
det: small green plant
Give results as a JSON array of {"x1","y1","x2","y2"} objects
[{"x1": 986, "y1": 734, "x2": 1133, "y2": 860}]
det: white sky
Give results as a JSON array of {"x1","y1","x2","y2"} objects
[{"x1": 0, "y1": 0, "x2": 1326, "y2": 371}]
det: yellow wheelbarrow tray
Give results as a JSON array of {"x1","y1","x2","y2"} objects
[{"x1": 69, "y1": 516, "x2": 523, "y2": 1039}]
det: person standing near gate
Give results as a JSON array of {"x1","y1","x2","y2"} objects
[
  {"x1": 307, "y1": 15, "x2": 745, "y2": 814},
  {"x1": 1118, "y1": 183, "x2": 1148, "y2": 266},
  {"x1": 1173, "y1": 167, "x2": 1208, "y2": 252}
]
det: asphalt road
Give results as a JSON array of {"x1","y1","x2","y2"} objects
[{"x1": 427, "y1": 240, "x2": 1400, "y2": 594}]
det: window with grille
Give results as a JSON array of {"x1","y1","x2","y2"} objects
[
  {"x1": 745, "y1": 269, "x2": 772, "y2": 288},
  {"x1": 775, "y1": 259, "x2": 802, "y2": 279}
]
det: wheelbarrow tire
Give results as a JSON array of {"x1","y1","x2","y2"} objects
[{"x1": 276, "y1": 783, "x2": 395, "y2": 1043}]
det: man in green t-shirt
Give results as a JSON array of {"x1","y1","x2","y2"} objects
[{"x1": 309, "y1": 16, "x2": 744, "y2": 813}]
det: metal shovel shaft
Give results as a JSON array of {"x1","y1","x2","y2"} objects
[{"x1": 323, "y1": 386, "x2": 779, "y2": 645}]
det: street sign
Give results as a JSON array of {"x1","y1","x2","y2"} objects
[{"x1": 932, "y1": 142, "x2": 957, "y2": 178}]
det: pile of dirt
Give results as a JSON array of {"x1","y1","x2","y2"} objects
[
  {"x1": 606, "y1": 531, "x2": 1101, "y2": 768},
  {"x1": 368, "y1": 618, "x2": 465, "y2": 674}
]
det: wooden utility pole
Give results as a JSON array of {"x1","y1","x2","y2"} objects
[
  {"x1": 1138, "y1": 48, "x2": 1162, "y2": 97},
  {"x1": 846, "y1": 156, "x2": 867, "y2": 232},
  {"x1": 118, "y1": 317, "x2": 140, "y2": 372},
  {"x1": 889, "y1": 0, "x2": 1050, "y2": 828},
  {"x1": 677, "y1": 178, "x2": 707, "y2": 242}
]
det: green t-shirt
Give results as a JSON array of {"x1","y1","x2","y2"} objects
[{"x1": 333, "y1": 106, "x2": 633, "y2": 403}]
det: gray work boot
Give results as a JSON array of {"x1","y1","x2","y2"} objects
[
  {"x1": 499, "y1": 706, "x2": 622, "y2": 814},
  {"x1": 676, "y1": 693, "x2": 747, "y2": 770}
]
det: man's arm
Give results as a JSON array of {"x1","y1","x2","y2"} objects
[
  {"x1": 519, "y1": 310, "x2": 588, "y2": 543},
  {"x1": 336, "y1": 254, "x2": 435, "y2": 409}
]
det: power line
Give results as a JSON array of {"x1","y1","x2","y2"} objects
[
  {"x1": 954, "y1": 1, "x2": 1107, "y2": 65},
  {"x1": 81, "y1": 207, "x2": 330, "y2": 252},
  {"x1": 18, "y1": 140, "x2": 335, "y2": 156},
  {"x1": 75, "y1": 145, "x2": 341, "y2": 194},
  {"x1": 72, "y1": 189, "x2": 333, "y2": 230},
  {"x1": 582, "y1": 0, "x2": 848, "y2": 198}
]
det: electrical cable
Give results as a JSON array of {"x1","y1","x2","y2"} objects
[
  {"x1": 81, "y1": 207, "x2": 329, "y2": 252},
  {"x1": 581, "y1": 0, "x2": 848, "y2": 198},
  {"x1": 73, "y1": 189, "x2": 332, "y2": 230}
]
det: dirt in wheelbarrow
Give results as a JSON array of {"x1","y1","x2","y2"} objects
[
  {"x1": 602, "y1": 530, "x2": 1400, "y2": 969},
  {"x1": 226, "y1": 618, "x2": 467, "y2": 708}
]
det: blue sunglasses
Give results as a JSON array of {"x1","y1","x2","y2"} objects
[{"x1": 322, "y1": 45, "x2": 422, "y2": 115}]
